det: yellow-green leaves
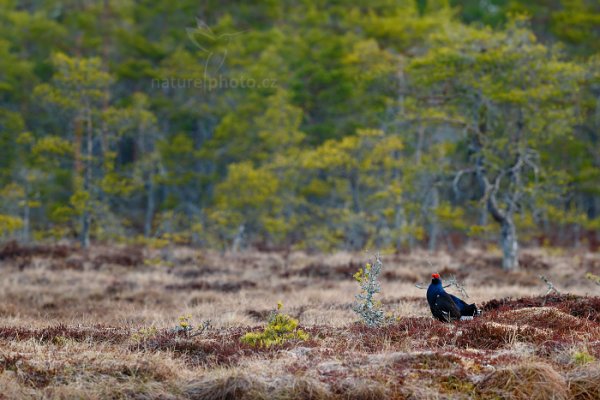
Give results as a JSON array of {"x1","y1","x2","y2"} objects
[
  {"x1": 32, "y1": 136, "x2": 73, "y2": 158},
  {"x1": 69, "y1": 190, "x2": 90, "y2": 217},
  {"x1": 215, "y1": 162, "x2": 280, "y2": 212},
  {"x1": 209, "y1": 162, "x2": 284, "y2": 245},
  {"x1": 240, "y1": 302, "x2": 309, "y2": 348},
  {"x1": 35, "y1": 53, "x2": 112, "y2": 113},
  {"x1": 353, "y1": 256, "x2": 384, "y2": 327},
  {"x1": 0, "y1": 214, "x2": 23, "y2": 236}
]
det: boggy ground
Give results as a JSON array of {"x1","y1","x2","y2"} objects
[{"x1": 0, "y1": 242, "x2": 599, "y2": 399}]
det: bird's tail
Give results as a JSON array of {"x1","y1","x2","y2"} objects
[{"x1": 462, "y1": 303, "x2": 482, "y2": 318}]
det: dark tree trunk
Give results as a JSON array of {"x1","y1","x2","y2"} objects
[
  {"x1": 428, "y1": 186, "x2": 439, "y2": 252},
  {"x1": 144, "y1": 177, "x2": 155, "y2": 237},
  {"x1": 349, "y1": 170, "x2": 360, "y2": 213},
  {"x1": 81, "y1": 108, "x2": 93, "y2": 248},
  {"x1": 22, "y1": 195, "x2": 30, "y2": 243},
  {"x1": 394, "y1": 204, "x2": 405, "y2": 251}
]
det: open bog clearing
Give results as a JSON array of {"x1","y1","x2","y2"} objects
[{"x1": 0, "y1": 242, "x2": 599, "y2": 399}]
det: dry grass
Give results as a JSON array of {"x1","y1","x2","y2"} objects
[
  {"x1": 477, "y1": 362, "x2": 568, "y2": 400},
  {"x1": 567, "y1": 364, "x2": 600, "y2": 400},
  {"x1": 0, "y1": 242, "x2": 599, "y2": 398}
]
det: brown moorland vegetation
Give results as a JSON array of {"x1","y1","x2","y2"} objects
[{"x1": 0, "y1": 242, "x2": 599, "y2": 399}]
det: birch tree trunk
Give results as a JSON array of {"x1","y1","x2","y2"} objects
[
  {"x1": 478, "y1": 156, "x2": 522, "y2": 271},
  {"x1": 500, "y1": 217, "x2": 518, "y2": 271}
]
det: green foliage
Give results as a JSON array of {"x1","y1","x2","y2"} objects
[
  {"x1": 572, "y1": 349, "x2": 595, "y2": 365},
  {"x1": 0, "y1": 214, "x2": 23, "y2": 236},
  {"x1": 35, "y1": 53, "x2": 112, "y2": 113},
  {"x1": 209, "y1": 162, "x2": 284, "y2": 247},
  {"x1": 451, "y1": 0, "x2": 600, "y2": 56},
  {"x1": 0, "y1": 0, "x2": 597, "y2": 252},
  {"x1": 31, "y1": 136, "x2": 73, "y2": 158},
  {"x1": 352, "y1": 255, "x2": 385, "y2": 327},
  {"x1": 241, "y1": 302, "x2": 309, "y2": 348},
  {"x1": 585, "y1": 273, "x2": 600, "y2": 286},
  {"x1": 131, "y1": 326, "x2": 158, "y2": 343},
  {"x1": 171, "y1": 315, "x2": 211, "y2": 336}
]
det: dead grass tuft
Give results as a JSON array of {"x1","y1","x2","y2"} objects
[
  {"x1": 183, "y1": 370, "x2": 262, "y2": 400},
  {"x1": 519, "y1": 253, "x2": 552, "y2": 270},
  {"x1": 499, "y1": 307, "x2": 583, "y2": 329},
  {"x1": 567, "y1": 364, "x2": 600, "y2": 400},
  {"x1": 478, "y1": 362, "x2": 568, "y2": 400},
  {"x1": 456, "y1": 320, "x2": 549, "y2": 350},
  {"x1": 0, "y1": 240, "x2": 71, "y2": 260},
  {"x1": 336, "y1": 318, "x2": 453, "y2": 352},
  {"x1": 15, "y1": 359, "x2": 59, "y2": 389},
  {"x1": 132, "y1": 327, "x2": 319, "y2": 366},
  {"x1": 438, "y1": 374, "x2": 476, "y2": 395},
  {"x1": 92, "y1": 246, "x2": 144, "y2": 268},
  {"x1": 280, "y1": 261, "x2": 361, "y2": 280},
  {"x1": 381, "y1": 269, "x2": 420, "y2": 283},
  {"x1": 0, "y1": 324, "x2": 130, "y2": 344},
  {"x1": 483, "y1": 294, "x2": 600, "y2": 323},
  {"x1": 270, "y1": 375, "x2": 331, "y2": 400},
  {"x1": 183, "y1": 370, "x2": 331, "y2": 400},
  {"x1": 411, "y1": 352, "x2": 464, "y2": 370},
  {"x1": 165, "y1": 279, "x2": 257, "y2": 293},
  {"x1": 334, "y1": 378, "x2": 389, "y2": 400}
]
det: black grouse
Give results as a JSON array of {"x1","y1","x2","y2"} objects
[{"x1": 426, "y1": 273, "x2": 480, "y2": 322}]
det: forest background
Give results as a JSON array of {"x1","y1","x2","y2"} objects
[{"x1": 1, "y1": 0, "x2": 599, "y2": 270}]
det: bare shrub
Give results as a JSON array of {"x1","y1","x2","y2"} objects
[{"x1": 92, "y1": 246, "x2": 144, "y2": 268}]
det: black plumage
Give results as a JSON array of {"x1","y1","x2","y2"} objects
[{"x1": 426, "y1": 273, "x2": 480, "y2": 322}]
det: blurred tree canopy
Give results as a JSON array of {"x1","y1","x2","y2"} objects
[{"x1": 0, "y1": 0, "x2": 598, "y2": 268}]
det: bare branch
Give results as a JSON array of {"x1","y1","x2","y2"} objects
[
  {"x1": 424, "y1": 257, "x2": 435, "y2": 270},
  {"x1": 387, "y1": 116, "x2": 479, "y2": 134},
  {"x1": 189, "y1": 320, "x2": 212, "y2": 337},
  {"x1": 480, "y1": 152, "x2": 529, "y2": 223},
  {"x1": 453, "y1": 168, "x2": 475, "y2": 200},
  {"x1": 444, "y1": 276, "x2": 470, "y2": 299},
  {"x1": 415, "y1": 281, "x2": 453, "y2": 289},
  {"x1": 508, "y1": 154, "x2": 524, "y2": 176},
  {"x1": 507, "y1": 154, "x2": 525, "y2": 214},
  {"x1": 415, "y1": 258, "x2": 438, "y2": 290},
  {"x1": 415, "y1": 273, "x2": 470, "y2": 299},
  {"x1": 476, "y1": 157, "x2": 506, "y2": 223},
  {"x1": 539, "y1": 275, "x2": 559, "y2": 306},
  {"x1": 523, "y1": 151, "x2": 539, "y2": 176}
]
